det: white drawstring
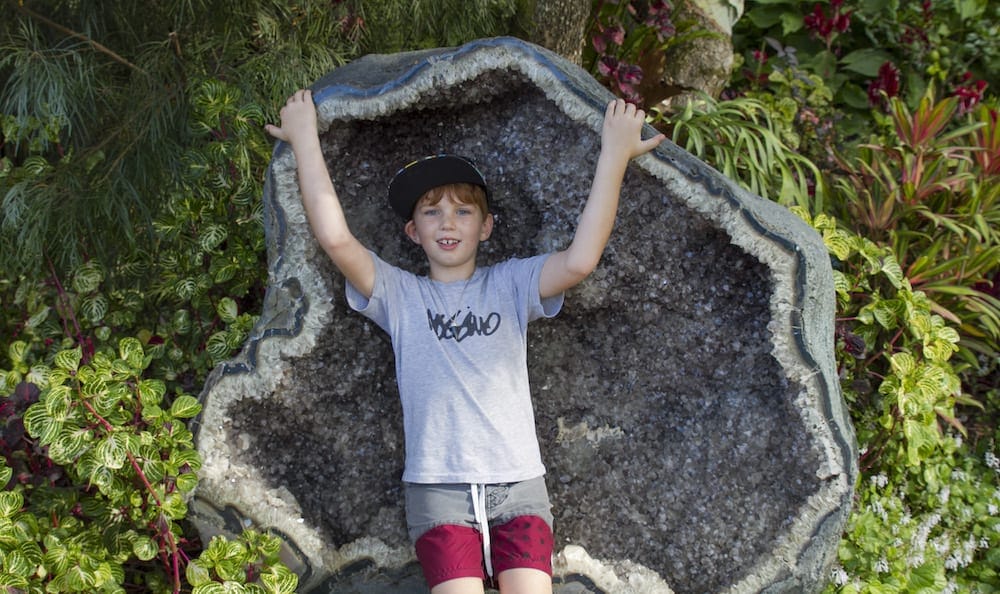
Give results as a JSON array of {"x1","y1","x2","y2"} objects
[{"x1": 470, "y1": 484, "x2": 493, "y2": 578}]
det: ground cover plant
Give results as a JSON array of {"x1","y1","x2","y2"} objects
[{"x1": 2, "y1": 0, "x2": 999, "y2": 592}]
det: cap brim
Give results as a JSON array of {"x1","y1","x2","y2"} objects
[{"x1": 388, "y1": 155, "x2": 489, "y2": 219}]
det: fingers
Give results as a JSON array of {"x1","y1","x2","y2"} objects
[
  {"x1": 264, "y1": 123, "x2": 287, "y2": 141},
  {"x1": 266, "y1": 89, "x2": 314, "y2": 140},
  {"x1": 289, "y1": 88, "x2": 312, "y2": 104},
  {"x1": 606, "y1": 98, "x2": 643, "y2": 119}
]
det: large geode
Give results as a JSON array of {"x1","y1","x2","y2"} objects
[{"x1": 190, "y1": 37, "x2": 856, "y2": 594}]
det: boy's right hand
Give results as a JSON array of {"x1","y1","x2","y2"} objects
[{"x1": 264, "y1": 89, "x2": 318, "y2": 146}]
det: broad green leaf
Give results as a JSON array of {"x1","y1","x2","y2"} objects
[
  {"x1": 132, "y1": 535, "x2": 159, "y2": 561},
  {"x1": 0, "y1": 574, "x2": 30, "y2": 588},
  {"x1": 42, "y1": 537, "x2": 73, "y2": 575},
  {"x1": 8, "y1": 341, "x2": 27, "y2": 364},
  {"x1": 118, "y1": 337, "x2": 145, "y2": 370},
  {"x1": 217, "y1": 297, "x2": 239, "y2": 324},
  {"x1": 170, "y1": 448, "x2": 203, "y2": 472},
  {"x1": 0, "y1": 464, "x2": 11, "y2": 486},
  {"x1": 96, "y1": 433, "x2": 128, "y2": 470},
  {"x1": 62, "y1": 563, "x2": 99, "y2": 591},
  {"x1": 839, "y1": 49, "x2": 894, "y2": 76},
  {"x1": 193, "y1": 583, "x2": 228, "y2": 594},
  {"x1": 162, "y1": 492, "x2": 188, "y2": 520},
  {"x1": 172, "y1": 309, "x2": 192, "y2": 334},
  {"x1": 81, "y1": 376, "x2": 109, "y2": 398},
  {"x1": 778, "y1": 12, "x2": 803, "y2": 36},
  {"x1": 176, "y1": 471, "x2": 199, "y2": 493},
  {"x1": 137, "y1": 379, "x2": 165, "y2": 406},
  {"x1": 889, "y1": 352, "x2": 916, "y2": 377},
  {"x1": 908, "y1": 560, "x2": 947, "y2": 591},
  {"x1": 88, "y1": 465, "x2": 114, "y2": 493},
  {"x1": 215, "y1": 558, "x2": 246, "y2": 582},
  {"x1": 903, "y1": 419, "x2": 939, "y2": 466},
  {"x1": 54, "y1": 347, "x2": 82, "y2": 372},
  {"x1": 72, "y1": 261, "x2": 104, "y2": 293},
  {"x1": 177, "y1": 278, "x2": 198, "y2": 300},
  {"x1": 199, "y1": 224, "x2": 228, "y2": 251},
  {"x1": 48, "y1": 429, "x2": 91, "y2": 464},
  {"x1": 25, "y1": 306, "x2": 51, "y2": 329},
  {"x1": 44, "y1": 384, "x2": 74, "y2": 420},
  {"x1": 261, "y1": 565, "x2": 299, "y2": 594},
  {"x1": 0, "y1": 490, "x2": 24, "y2": 518},
  {"x1": 27, "y1": 364, "x2": 50, "y2": 387},
  {"x1": 3, "y1": 548, "x2": 33, "y2": 576},
  {"x1": 23, "y1": 402, "x2": 62, "y2": 446},
  {"x1": 186, "y1": 560, "x2": 213, "y2": 586},
  {"x1": 81, "y1": 293, "x2": 109, "y2": 323},
  {"x1": 170, "y1": 394, "x2": 203, "y2": 419}
]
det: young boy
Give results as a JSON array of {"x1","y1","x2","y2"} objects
[{"x1": 266, "y1": 88, "x2": 663, "y2": 594}]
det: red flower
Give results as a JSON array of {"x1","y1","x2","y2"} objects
[
  {"x1": 805, "y1": 1, "x2": 852, "y2": 46},
  {"x1": 953, "y1": 73, "x2": 988, "y2": 114},
  {"x1": 867, "y1": 61, "x2": 901, "y2": 108}
]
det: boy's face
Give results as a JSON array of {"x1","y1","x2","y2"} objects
[{"x1": 404, "y1": 189, "x2": 494, "y2": 281}]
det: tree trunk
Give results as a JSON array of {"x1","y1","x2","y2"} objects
[
  {"x1": 522, "y1": 0, "x2": 593, "y2": 65},
  {"x1": 658, "y1": 0, "x2": 744, "y2": 107}
]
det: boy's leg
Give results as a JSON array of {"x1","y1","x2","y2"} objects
[
  {"x1": 490, "y1": 514, "x2": 554, "y2": 594},
  {"x1": 431, "y1": 577, "x2": 486, "y2": 594},
  {"x1": 496, "y1": 568, "x2": 553, "y2": 594}
]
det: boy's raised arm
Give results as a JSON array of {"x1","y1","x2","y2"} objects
[
  {"x1": 539, "y1": 99, "x2": 665, "y2": 299},
  {"x1": 266, "y1": 89, "x2": 375, "y2": 298}
]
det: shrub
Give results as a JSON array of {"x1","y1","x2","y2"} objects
[{"x1": 795, "y1": 210, "x2": 1000, "y2": 592}]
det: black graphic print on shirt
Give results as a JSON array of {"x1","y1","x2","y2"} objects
[{"x1": 427, "y1": 308, "x2": 501, "y2": 342}]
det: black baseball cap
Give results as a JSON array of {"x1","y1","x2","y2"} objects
[{"x1": 388, "y1": 154, "x2": 490, "y2": 219}]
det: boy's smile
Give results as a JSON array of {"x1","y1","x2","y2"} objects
[{"x1": 405, "y1": 190, "x2": 494, "y2": 282}]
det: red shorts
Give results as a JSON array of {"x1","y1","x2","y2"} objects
[{"x1": 415, "y1": 514, "x2": 553, "y2": 589}]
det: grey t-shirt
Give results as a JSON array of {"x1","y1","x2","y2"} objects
[{"x1": 346, "y1": 252, "x2": 564, "y2": 484}]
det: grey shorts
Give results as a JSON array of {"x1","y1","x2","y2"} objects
[{"x1": 403, "y1": 475, "x2": 554, "y2": 542}]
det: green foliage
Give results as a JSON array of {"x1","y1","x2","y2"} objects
[
  {"x1": 582, "y1": 0, "x2": 710, "y2": 106},
  {"x1": 0, "y1": 0, "x2": 364, "y2": 275},
  {"x1": 831, "y1": 91, "x2": 1000, "y2": 359},
  {"x1": 358, "y1": 0, "x2": 529, "y2": 53},
  {"x1": 734, "y1": 0, "x2": 998, "y2": 135},
  {"x1": 795, "y1": 210, "x2": 1000, "y2": 592},
  {"x1": 800, "y1": 210, "x2": 965, "y2": 466},
  {"x1": 186, "y1": 532, "x2": 298, "y2": 594},
  {"x1": 0, "y1": 337, "x2": 203, "y2": 592},
  {"x1": 651, "y1": 93, "x2": 828, "y2": 212}
]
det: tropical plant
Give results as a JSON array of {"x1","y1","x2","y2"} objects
[
  {"x1": 582, "y1": 0, "x2": 721, "y2": 107},
  {"x1": 732, "y1": 0, "x2": 997, "y2": 138},
  {"x1": 0, "y1": 0, "x2": 364, "y2": 277},
  {"x1": 795, "y1": 209, "x2": 1000, "y2": 593},
  {"x1": 831, "y1": 91, "x2": 1000, "y2": 360},
  {"x1": 652, "y1": 93, "x2": 828, "y2": 212},
  {"x1": 0, "y1": 336, "x2": 205, "y2": 592}
]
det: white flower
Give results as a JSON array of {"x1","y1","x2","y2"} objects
[
  {"x1": 986, "y1": 451, "x2": 1000, "y2": 471},
  {"x1": 830, "y1": 566, "x2": 849, "y2": 586},
  {"x1": 868, "y1": 500, "x2": 889, "y2": 522},
  {"x1": 871, "y1": 473, "x2": 889, "y2": 489}
]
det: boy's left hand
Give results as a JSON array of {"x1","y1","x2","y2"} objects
[{"x1": 601, "y1": 98, "x2": 665, "y2": 159}]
